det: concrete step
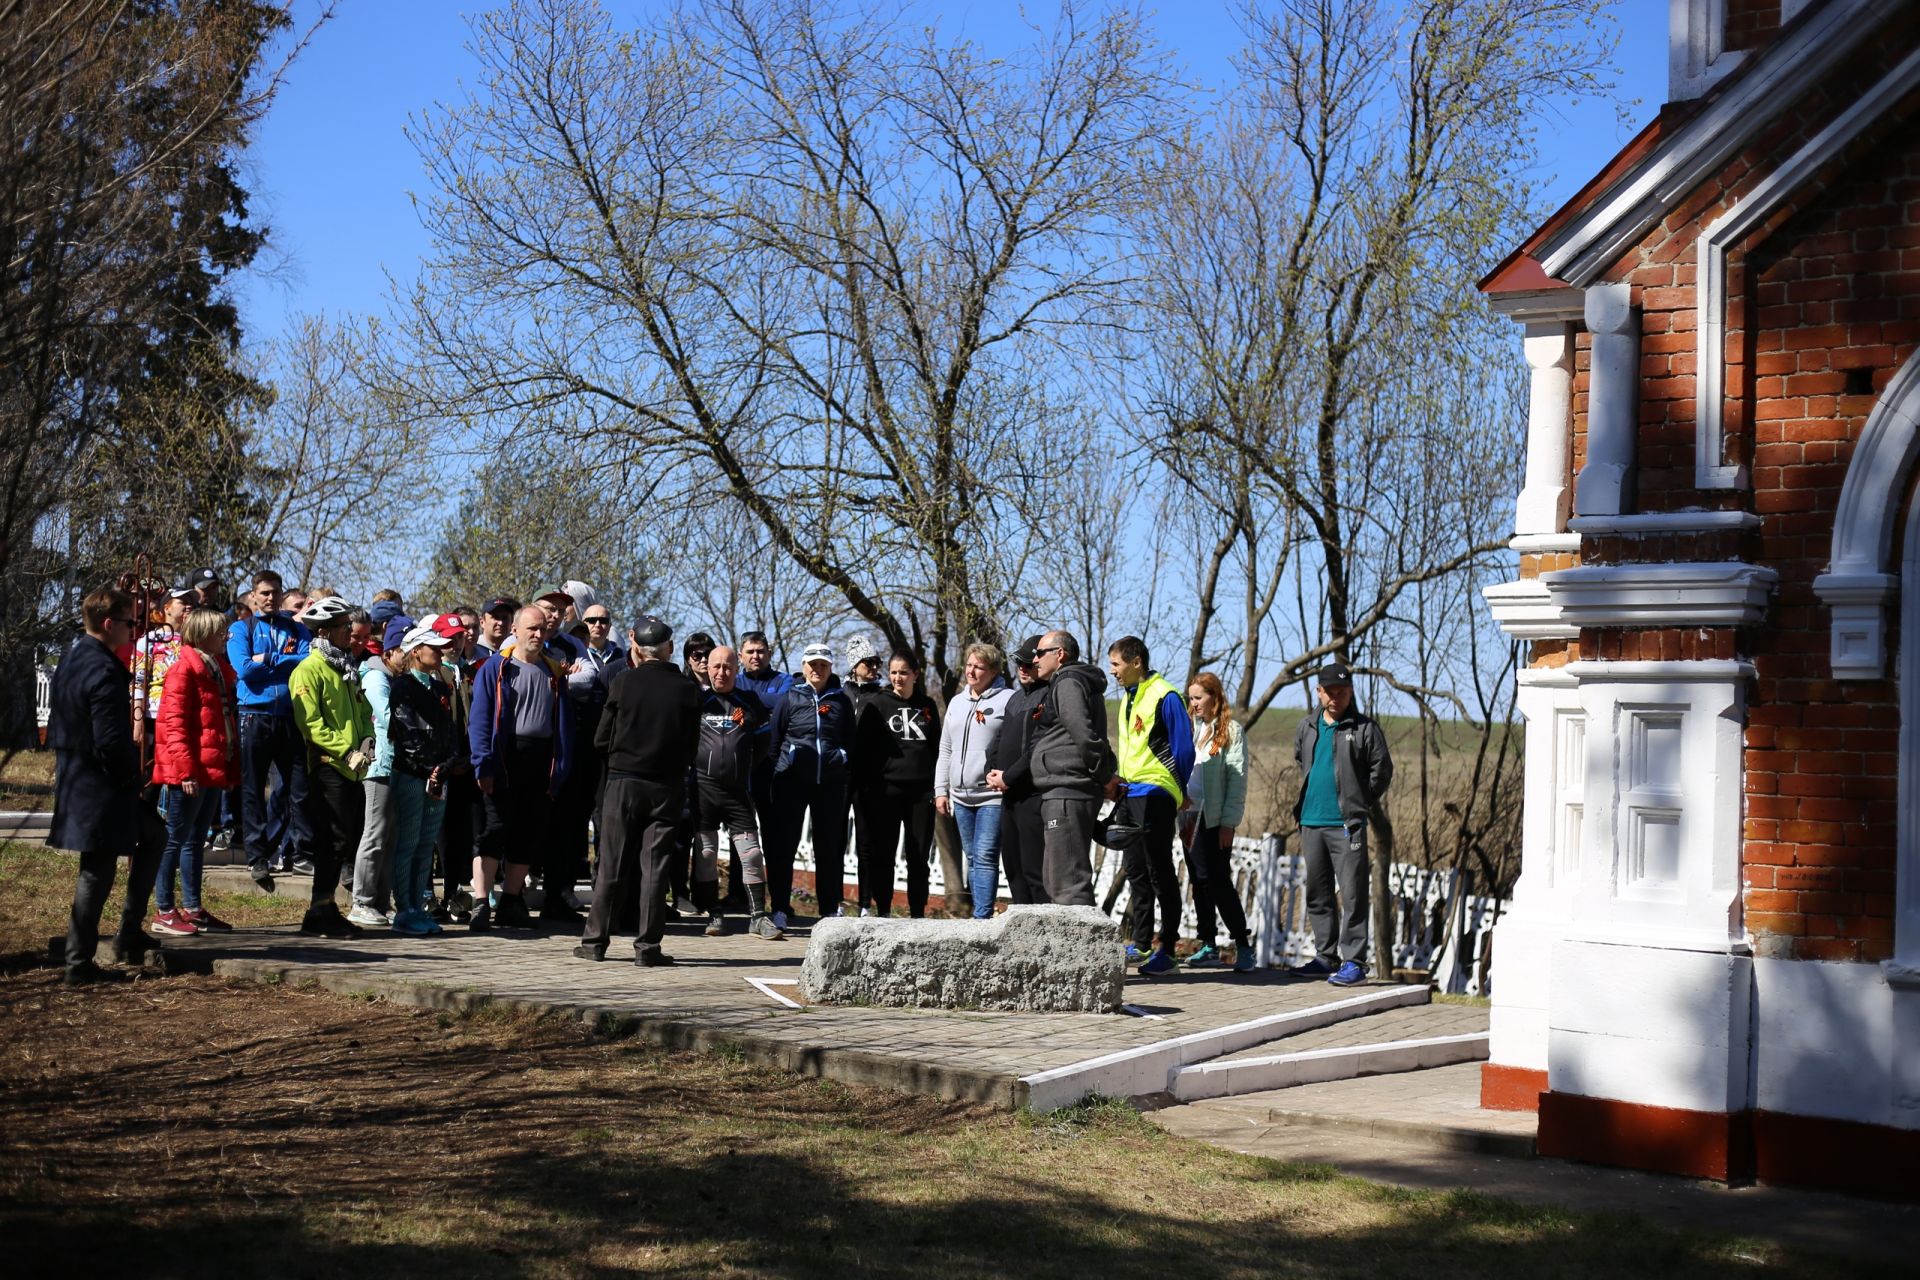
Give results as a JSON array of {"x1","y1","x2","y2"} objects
[
  {"x1": 1186, "y1": 1061, "x2": 1535, "y2": 1157},
  {"x1": 1172, "y1": 1029, "x2": 1490, "y2": 1101}
]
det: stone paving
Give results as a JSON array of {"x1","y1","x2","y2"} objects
[
  {"x1": 141, "y1": 911, "x2": 1421, "y2": 1107},
  {"x1": 1208, "y1": 1001, "x2": 1488, "y2": 1061}
]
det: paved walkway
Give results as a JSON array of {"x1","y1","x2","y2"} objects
[{"x1": 136, "y1": 912, "x2": 1402, "y2": 1107}]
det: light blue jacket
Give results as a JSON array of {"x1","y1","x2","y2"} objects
[
  {"x1": 1187, "y1": 718, "x2": 1247, "y2": 829},
  {"x1": 360, "y1": 657, "x2": 394, "y2": 780}
]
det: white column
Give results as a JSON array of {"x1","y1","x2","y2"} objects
[
  {"x1": 1514, "y1": 322, "x2": 1575, "y2": 537},
  {"x1": 1574, "y1": 282, "x2": 1639, "y2": 517}
]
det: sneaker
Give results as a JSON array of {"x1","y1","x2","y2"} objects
[
  {"x1": 248, "y1": 862, "x2": 275, "y2": 893},
  {"x1": 388, "y1": 909, "x2": 430, "y2": 936},
  {"x1": 572, "y1": 942, "x2": 607, "y2": 961},
  {"x1": 1139, "y1": 948, "x2": 1177, "y2": 976},
  {"x1": 495, "y1": 894, "x2": 532, "y2": 928},
  {"x1": 704, "y1": 912, "x2": 727, "y2": 937},
  {"x1": 833, "y1": 904, "x2": 850, "y2": 918},
  {"x1": 1232, "y1": 947, "x2": 1257, "y2": 973},
  {"x1": 751, "y1": 914, "x2": 786, "y2": 941},
  {"x1": 1185, "y1": 943, "x2": 1221, "y2": 968},
  {"x1": 429, "y1": 902, "x2": 454, "y2": 924},
  {"x1": 150, "y1": 909, "x2": 198, "y2": 937},
  {"x1": 634, "y1": 946, "x2": 675, "y2": 967},
  {"x1": 186, "y1": 908, "x2": 232, "y2": 933},
  {"x1": 209, "y1": 827, "x2": 233, "y2": 851},
  {"x1": 1124, "y1": 942, "x2": 1147, "y2": 964},
  {"x1": 1290, "y1": 958, "x2": 1332, "y2": 978},
  {"x1": 467, "y1": 903, "x2": 493, "y2": 932},
  {"x1": 291, "y1": 857, "x2": 316, "y2": 876},
  {"x1": 859, "y1": 906, "x2": 875, "y2": 918},
  {"x1": 347, "y1": 905, "x2": 391, "y2": 928},
  {"x1": 771, "y1": 910, "x2": 789, "y2": 931},
  {"x1": 299, "y1": 907, "x2": 363, "y2": 940},
  {"x1": 1328, "y1": 960, "x2": 1367, "y2": 987}
]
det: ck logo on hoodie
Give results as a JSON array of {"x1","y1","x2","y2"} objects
[{"x1": 889, "y1": 708, "x2": 930, "y2": 741}]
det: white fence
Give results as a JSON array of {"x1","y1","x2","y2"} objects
[
  {"x1": 795, "y1": 826, "x2": 1505, "y2": 996},
  {"x1": 36, "y1": 665, "x2": 53, "y2": 730}
]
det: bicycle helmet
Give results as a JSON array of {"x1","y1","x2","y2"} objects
[{"x1": 296, "y1": 595, "x2": 354, "y2": 626}]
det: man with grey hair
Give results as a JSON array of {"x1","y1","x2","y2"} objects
[
  {"x1": 575, "y1": 615, "x2": 700, "y2": 965},
  {"x1": 1027, "y1": 629, "x2": 1112, "y2": 906}
]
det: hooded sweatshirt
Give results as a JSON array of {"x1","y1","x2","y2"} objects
[
  {"x1": 1028, "y1": 661, "x2": 1114, "y2": 798},
  {"x1": 854, "y1": 686, "x2": 939, "y2": 791},
  {"x1": 935, "y1": 683, "x2": 1014, "y2": 806}
]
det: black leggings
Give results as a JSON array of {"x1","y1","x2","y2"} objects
[
  {"x1": 1187, "y1": 821, "x2": 1250, "y2": 948},
  {"x1": 303, "y1": 764, "x2": 364, "y2": 911},
  {"x1": 859, "y1": 784, "x2": 934, "y2": 917}
]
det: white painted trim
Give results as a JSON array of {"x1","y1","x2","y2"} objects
[
  {"x1": 1516, "y1": 320, "x2": 1576, "y2": 537},
  {"x1": 1568, "y1": 511, "x2": 1760, "y2": 534},
  {"x1": 1538, "y1": 0, "x2": 1902, "y2": 286},
  {"x1": 1896, "y1": 490, "x2": 1920, "y2": 976},
  {"x1": 1540, "y1": 561, "x2": 1777, "y2": 628},
  {"x1": 1488, "y1": 287, "x2": 1584, "y2": 322},
  {"x1": 1510, "y1": 533, "x2": 1581, "y2": 554},
  {"x1": 1170, "y1": 1032, "x2": 1490, "y2": 1101},
  {"x1": 745, "y1": 976, "x2": 803, "y2": 1009},
  {"x1": 1482, "y1": 579, "x2": 1579, "y2": 640},
  {"x1": 1670, "y1": 0, "x2": 1746, "y2": 103},
  {"x1": 1574, "y1": 283, "x2": 1639, "y2": 516},
  {"x1": 1017, "y1": 985, "x2": 1426, "y2": 1111},
  {"x1": 1517, "y1": 667, "x2": 1580, "y2": 689},
  {"x1": 1694, "y1": 45, "x2": 1920, "y2": 490},
  {"x1": 1816, "y1": 348, "x2": 1920, "y2": 677},
  {"x1": 1565, "y1": 659, "x2": 1755, "y2": 681}
]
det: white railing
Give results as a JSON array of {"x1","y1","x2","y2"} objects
[
  {"x1": 35, "y1": 665, "x2": 53, "y2": 729},
  {"x1": 794, "y1": 822, "x2": 1506, "y2": 995}
]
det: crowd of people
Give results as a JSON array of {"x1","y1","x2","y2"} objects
[{"x1": 47, "y1": 569, "x2": 1393, "y2": 988}]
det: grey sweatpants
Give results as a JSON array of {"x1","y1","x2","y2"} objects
[
  {"x1": 1039, "y1": 795, "x2": 1097, "y2": 906},
  {"x1": 1300, "y1": 822, "x2": 1370, "y2": 968},
  {"x1": 350, "y1": 776, "x2": 394, "y2": 913}
]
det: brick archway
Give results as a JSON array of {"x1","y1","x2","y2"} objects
[{"x1": 1814, "y1": 348, "x2": 1920, "y2": 679}]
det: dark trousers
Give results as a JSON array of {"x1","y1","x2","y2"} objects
[
  {"x1": 437, "y1": 771, "x2": 478, "y2": 903},
  {"x1": 850, "y1": 788, "x2": 879, "y2": 908},
  {"x1": 553, "y1": 739, "x2": 603, "y2": 897},
  {"x1": 302, "y1": 764, "x2": 363, "y2": 912},
  {"x1": 1001, "y1": 792, "x2": 1047, "y2": 904},
  {"x1": 1120, "y1": 789, "x2": 1181, "y2": 952},
  {"x1": 582, "y1": 775, "x2": 680, "y2": 950},
  {"x1": 64, "y1": 804, "x2": 163, "y2": 970},
  {"x1": 1039, "y1": 794, "x2": 1097, "y2": 906},
  {"x1": 476, "y1": 737, "x2": 555, "y2": 871},
  {"x1": 766, "y1": 769, "x2": 848, "y2": 917},
  {"x1": 239, "y1": 712, "x2": 310, "y2": 870},
  {"x1": 1187, "y1": 822, "x2": 1250, "y2": 947},
  {"x1": 859, "y1": 784, "x2": 934, "y2": 917}
]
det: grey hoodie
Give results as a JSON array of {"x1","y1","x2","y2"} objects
[
  {"x1": 1029, "y1": 662, "x2": 1115, "y2": 797},
  {"x1": 934, "y1": 684, "x2": 1014, "y2": 806}
]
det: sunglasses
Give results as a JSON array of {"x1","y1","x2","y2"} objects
[
  {"x1": 1033, "y1": 646, "x2": 1060, "y2": 657},
  {"x1": 583, "y1": 616, "x2": 612, "y2": 625}
]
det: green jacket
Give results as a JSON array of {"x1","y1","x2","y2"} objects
[
  {"x1": 290, "y1": 650, "x2": 376, "y2": 780},
  {"x1": 1188, "y1": 718, "x2": 1248, "y2": 829}
]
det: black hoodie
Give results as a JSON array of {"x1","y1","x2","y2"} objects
[{"x1": 854, "y1": 687, "x2": 939, "y2": 790}]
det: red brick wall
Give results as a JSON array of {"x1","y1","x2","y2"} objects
[
  {"x1": 1571, "y1": 27, "x2": 1920, "y2": 964},
  {"x1": 1724, "y1": 0, "x2": 1781, "y2": 53}
]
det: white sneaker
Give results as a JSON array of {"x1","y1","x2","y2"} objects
[
  {"x1": 834, "y1": 904, "x2": 851, "y2": 917},
  {"x1": 347, "y1": 906, "x2": 390, "y2": 927},
  {"x1": 772, "y1": 911, "x2": 788, "y2": 931},
  {"x1": 859, "y1": 906, "x2": 875, "y2": 918}
]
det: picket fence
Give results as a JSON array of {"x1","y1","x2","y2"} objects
[{"x1": 795, "y1": 826, "x2": 1505, "y2": 996}]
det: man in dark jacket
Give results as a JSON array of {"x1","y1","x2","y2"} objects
[
  {"x1": 1291, "y1": 662, "x2": 1394, "y2": 986},
  {"x1": 693, "y1": 645, "x2": 783, "y2": 939},
  {"x1": 576, "y1": 616, "x2": 700, "y2": 965},
  {"x1": 1026, "y1": 630, "x2": 1113, "y2": 906},
  {"x1": 986, "y1": 636, "x2": 1048, "y2": 904},
  {"x1": 51, "y1": 587, "x2": 157, "y2": 984}
]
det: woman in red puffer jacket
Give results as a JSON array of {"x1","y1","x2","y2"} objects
[{"x1": 151, "y1": 606, "x2": 241, "y2": 936}]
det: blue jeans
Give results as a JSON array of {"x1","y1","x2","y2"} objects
[
  {"x1": 952, "y1": 802, "x2": 1003, "y2": 919},
  {"x1": 155, "y1": 786, "x2": 215, "y2": 911},
  {"x1": 388, "y1": 773, "x2": 447, "y2": 916}
]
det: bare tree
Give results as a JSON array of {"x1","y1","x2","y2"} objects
[{"x1": 395, "y1": 0, "x2": 1189, "y2": 692}]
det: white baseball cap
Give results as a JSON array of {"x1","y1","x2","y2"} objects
[{"x1": 801, "y1": 642, "x2": 833, "y2": 666}]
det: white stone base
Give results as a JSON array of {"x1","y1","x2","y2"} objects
[{"x1": 800, "y1": 904, "x2": 1125, "y2": 1013}]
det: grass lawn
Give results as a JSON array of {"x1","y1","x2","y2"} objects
[
  {"x1": 0, "y1": 857, "x2": 1887, "y2": 1277},
  {"x1": 0, "y1": 748, "x2": 54, "y2": 813}
]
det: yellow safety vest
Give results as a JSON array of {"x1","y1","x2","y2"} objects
[{"x1": 1116, "y1": 671, "x2": 1183, "y2": 803}]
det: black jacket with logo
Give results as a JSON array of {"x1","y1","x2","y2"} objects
[
  {"x1": 696, "y1": 685, "x2": 766, "y2": 791},
  {"x1": 853, "y1": 688, "x2": 939, "y2": 791}
]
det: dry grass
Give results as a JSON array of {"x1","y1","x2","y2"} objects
[
  {"x1": 0, "y1": 748, "x2": 55, "y2": 812},
  {"x1": 0, "y1": 841, "x2": 304, "y2": 960}
]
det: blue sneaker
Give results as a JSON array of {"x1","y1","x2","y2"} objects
[
  {"x1": 1328, "y1": 960, "x2": 1366, "y2": 986},
  {"x1": 1139, "y1": 949, "x2": 1177, "y2": 976},
  {"x1": 1125, "y1": 942, "x2": 1148, "y2": 964},
  {"x1": 1232, "y1": 947, "x2": 1257, "y2": 973},
  {"x1": 1290, "y1": 958, "x2": 1332, "y2": 977},
  {"x1": 390, "y1": 910, "x2": 432, "y2": 937},
  {"x1": 1185, "y1": 944, "x2": 1221, "y2": 968}
]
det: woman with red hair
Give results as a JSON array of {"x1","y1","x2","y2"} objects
[{"x1": 1182, "y1": 672, "x2": 1253, "y2": 972}]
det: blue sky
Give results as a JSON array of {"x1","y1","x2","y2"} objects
[{"x1": 233, "y1": 1, "x2": 1670, "y2": 348}]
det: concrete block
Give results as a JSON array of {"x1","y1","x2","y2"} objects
[{"x1": 799, "y1": 904, "x2": 1124, "y2": 1013}]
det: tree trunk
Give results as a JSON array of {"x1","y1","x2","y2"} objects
[{"x1": 1370, "y1": 805, "x2": 1395, "y2": 982}]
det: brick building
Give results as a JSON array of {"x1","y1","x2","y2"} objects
[{"x1": 1478, "y1": 0, "x2": 1920, "y2": 1197}]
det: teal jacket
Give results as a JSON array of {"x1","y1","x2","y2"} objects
[{"x1": 1188, "y1": 718, "x2": 1247, "y2": 829}]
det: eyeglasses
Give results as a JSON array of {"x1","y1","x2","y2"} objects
[
  {"x1": 1033, "y1": 646, "x2": 1060, "y2": 658},
  {"x1": 583, "y1": 616, "x2": 612, "y2": 625}
]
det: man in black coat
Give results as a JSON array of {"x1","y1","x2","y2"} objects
[
  {"x1": 986, "y1": 635, "x2": 1049, "y2": 904},
  {"x1": 50, "y1": 587, "x2": 159, "y2": 985},
  {"x1": 575, "y1": 616, "x2": 701, "y2": 966}
]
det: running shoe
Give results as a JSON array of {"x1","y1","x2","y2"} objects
[
  {"x1": 347, "y1": 905, "x2": 391, "y2": 928},
  {"x1": 1290, "y1": 958, "x2": 1333, "y2": 977},
  {"x1": 390, "y1": 910, "x2": 433, "y2": 937},
  {"x1": 1139, "y1": 949, "x2": 1177, "y2": 976},
  {"x1": 186, "y1": 907, "x2": 232, "y2": 933},
  {"x1": 248, "y1": 862, "x2": 275, "y2": 893},
  {"x1": 1185, "y1": 943, "x2": 1222, "y2": 968},
  {"x1": 291, "y1": 857, "x2": 315, "y2": 875},
  {"x1": 1124, "y1": 942, "x2": 1147, "y2": 964},
  {"x1": 1328, "y1": 960, "x2": 1367, "y2": 987},
  {"x1": 1232, "y1": 947, "x2": 1257, "y2": 973},
  {"x1": 751, "y1": 914, "x2": 786, "y2": 941},
  {"x1": 150, "y1": 909, "x2": 198, "y2": 937},
  {"x1": 859, "y1": 906, "x2": 875, "y2": 918},
  {"x1": 299, "y1": 906, "x2": 363, "y2": 939},
  {"x1": 771, "y1": 910, "x2": 789, "y2": 931},
  {"x1": 467, "y1": 903, "x2": 493, "y2": 932},
  {"x1": 704, "y1": 912, "x2": 728, "y2": 937}
]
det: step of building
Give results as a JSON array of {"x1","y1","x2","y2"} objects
[
  {"x1": 1171, "y1": 1028, "x2": 1490, "y2": 1101},
  {"x1": 1186, "y1": 1061, "x2": 1536, "y2": 1157}
]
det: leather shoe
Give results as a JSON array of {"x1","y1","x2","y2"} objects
[
  {"x1": 634, "y1": 946, "x2": 674, "y2": 967},
  {"x1": 572, "y1": 943, "x2": 606, "y2": 961}
]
